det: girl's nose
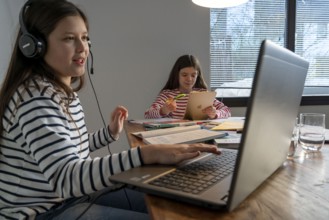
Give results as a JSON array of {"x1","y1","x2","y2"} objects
[{"x1": 77, "y1": 40, "x2": 88, "y2": 53}]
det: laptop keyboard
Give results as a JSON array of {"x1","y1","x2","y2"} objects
[{"x1": 149, "y1": 150, "x2": 237, "y2": 195}]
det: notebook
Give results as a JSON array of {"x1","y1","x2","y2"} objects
[
  {"x1": 184, "y1": 91, "x2": 216, "y2": 120},
  {"x1": 109, "y1": 40, "x2": 309, "y2": 211}
]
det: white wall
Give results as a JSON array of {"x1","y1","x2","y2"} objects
[
  {"x1": 1, "y1": 0, "x2": 329, "y2": 156},
  {"x1": 0, "y1": 0, "x2": 24, "y2": 82},
  {"x1": 72, "y1": 0, "x2": 211, "y2": 155}
]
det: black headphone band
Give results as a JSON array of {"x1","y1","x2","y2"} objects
[
  {"x1": 18, "y1": 0, "x2": 46, "y2": 58},
  {"x1": 19, "y1": 2, "x2": 29, "y2": 34}
]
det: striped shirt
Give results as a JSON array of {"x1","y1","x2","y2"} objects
[
  {"x1": 0, "y1": 78, "x2": 143, "y2": 220},
  {"x1": 144, "y1": 88, "x2": 231, "y2": 119}
]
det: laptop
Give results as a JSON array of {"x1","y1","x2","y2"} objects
[{"x1": 109, "y1": 40, "x2": 309, "y2": 211}]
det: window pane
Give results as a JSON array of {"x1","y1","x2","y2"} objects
[
  {"x1": 296, "y1": 0, "x2": 329, "y2": 96},
  {"x1": 210, "y1": 0, "x2": 286, "y2": 97}
]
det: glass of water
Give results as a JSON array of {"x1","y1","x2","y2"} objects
[{"x1": 298, "y1": 113, "x2": 325, "y2": 152}]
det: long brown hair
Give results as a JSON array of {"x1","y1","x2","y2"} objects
[
  {"x1": 161, "y1": 54, "x2": 208, "y2": 91},
  {"x1": 0, "y1": 0, "x2": 89, "y2": 135}
]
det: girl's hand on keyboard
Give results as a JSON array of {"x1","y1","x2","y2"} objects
[{"x1": 140, "y1": 143, "x2": 221, "y2": 165}]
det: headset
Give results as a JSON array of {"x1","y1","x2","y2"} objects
[
  {"x1": 18, "y1": 0, "x2": 46, "y2": 58},
  {"x1": 87, "y1": 40, "x2": 94, "y2": 74}
]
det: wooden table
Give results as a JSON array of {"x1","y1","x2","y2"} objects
[{"x1": 124, "y1": 121, "x2": 329, "y2": 220}]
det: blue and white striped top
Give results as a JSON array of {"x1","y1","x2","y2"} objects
[{"x1": 0, "y1": 78, "x2": 143, "y2": 220}]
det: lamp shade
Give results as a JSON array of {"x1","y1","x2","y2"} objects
[{"x1": 192, "y1": 0, "x2": 249, "y2": 8}]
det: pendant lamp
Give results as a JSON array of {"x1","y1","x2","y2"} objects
[{"x1": 192, "y1": 0, "x2": 249, "y2": 8}]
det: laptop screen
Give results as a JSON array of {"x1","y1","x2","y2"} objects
[{"x1": 227, "y1": 40, "x2": 309, "y2": 210}]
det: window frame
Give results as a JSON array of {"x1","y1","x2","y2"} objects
[{"x1": 221, "y1": 96, "x2": 329, "y2": 107}]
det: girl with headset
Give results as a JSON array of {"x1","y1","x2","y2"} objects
[{"x1": 0, "y1": 0, "x2": 220, "y2": 219}]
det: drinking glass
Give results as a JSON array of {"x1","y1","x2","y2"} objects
[{"x1": 298, "y1": 113, "x2": 325, "y2": 152}]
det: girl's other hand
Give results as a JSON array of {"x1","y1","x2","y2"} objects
[
  {"x1": 202, "y1": 106, "x2": 217, "y2": 119},
  {"x1": 109, "y1": 105, "x2": 129, "y2": 139}
]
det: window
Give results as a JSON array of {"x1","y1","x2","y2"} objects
[
  {"x1": 296, "y1": 0, "x2": 329, "y2": 96},
  {"x1": 210, "y1": 0, "x2": 329, "y2": 104}
]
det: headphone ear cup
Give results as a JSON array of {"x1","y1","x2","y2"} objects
[{"x1": 19, "y1": 32, "x2": 46, "y2": 58}]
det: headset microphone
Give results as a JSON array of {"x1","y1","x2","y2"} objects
[
  {"x1": 89, "y1": 51, "x2": 94, "y2": 75},
  {"x1": 88, "y1": 40, "x2": 94, "y2": 74}
]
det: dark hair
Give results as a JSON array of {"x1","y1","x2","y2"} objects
[
  {"x1": 161, "y1": 54, "x2": 208, "y2": 91},
  {"x1": 0, "y1": 0, "x2": 89, "y2": 135}
]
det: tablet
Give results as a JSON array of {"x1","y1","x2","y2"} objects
[{"x1": 184, "y1": 91, "x2": 216, "y2": 120}]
